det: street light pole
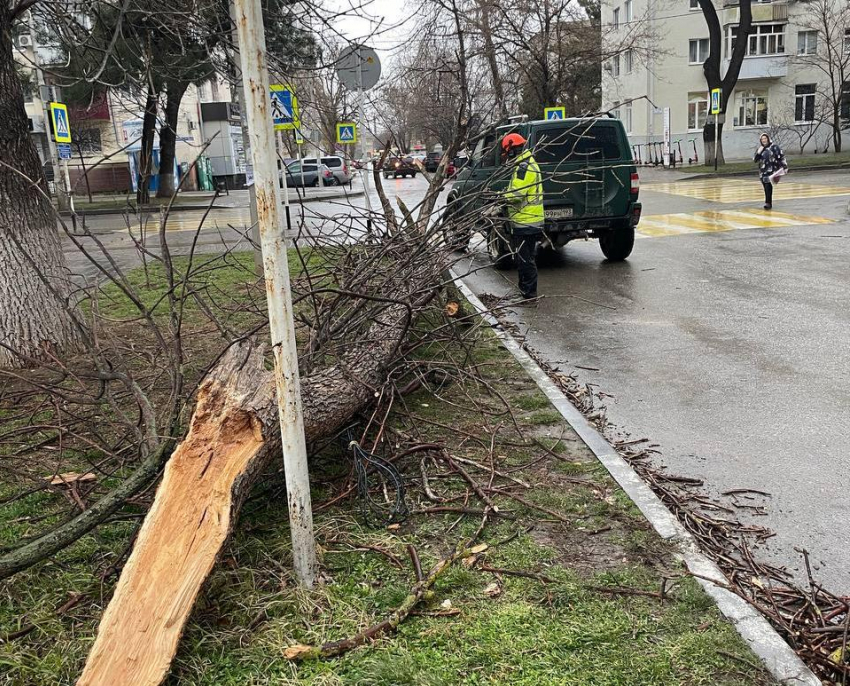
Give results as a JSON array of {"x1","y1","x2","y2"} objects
[
  {"x1": 356, "y1": 46, "x2": 373, "y2": 232},
  {"x1": 232, "y1": 0, "x2": 317, "y2": 587}
]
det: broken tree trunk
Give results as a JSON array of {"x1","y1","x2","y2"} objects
[{"x1": 78, "y1": 297, "x2": 419, "y2": 685}]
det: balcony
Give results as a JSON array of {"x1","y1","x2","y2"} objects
[
  {"x1": 722, "y1": 54, "x2": 788, "y2": 79},
  {"x1": 723, "y1": 2, "x2": 788, "y2": 21}
]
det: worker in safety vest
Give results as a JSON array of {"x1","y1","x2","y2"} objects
[{"x1": 501, "y1": 133, "x2": 544, "y2": 301}]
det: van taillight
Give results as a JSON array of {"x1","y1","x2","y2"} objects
[{"x1": 630, "y1": 172, "x2": 640, "y2": 194}]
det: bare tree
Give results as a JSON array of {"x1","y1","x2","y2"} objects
[
  {"x1": 796, "y1": 0, "x2": 850, "y2": 153},
  {"x1": 697, "y1": 0, "x2": 754, "y2": 165}
]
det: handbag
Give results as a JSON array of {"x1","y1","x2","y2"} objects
[{"x1": 769, "y1": 167, "x2": 787, "y2": 185}]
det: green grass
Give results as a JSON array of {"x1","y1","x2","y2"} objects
[
  {"x1": 0, "y1": 255, "x2": 778, "y2": 686},
  {"x1": 687, "y1": 149, "x2": 850, "y2": 175}
]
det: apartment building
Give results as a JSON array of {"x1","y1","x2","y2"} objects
[
  {"x1": 14, "y1": 27, "x2": 217, "y2": 193},
  {"x1": 601, "y1": 0, "x2": 850, "y2": 160}
]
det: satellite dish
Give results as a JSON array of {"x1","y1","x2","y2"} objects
[{"x1": 336, "y1": 44, "x2": 381, "y2": 91}]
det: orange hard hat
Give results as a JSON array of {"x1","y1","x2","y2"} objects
[{"x1": 501, "y1": 133, "x2": 527, "y2": 152}]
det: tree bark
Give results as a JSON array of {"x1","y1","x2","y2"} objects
[
  {"x1": 0, "y1": 8, "x2": 83, "y2": 369},
  {"x1": 699, "y1": 0, "x2": 753, "y2": 165},
  {"x1": 156, "y1": 81, "x2": 189, "y2": 198},
  {"x1": 137, "y1": 84, "x2": 159, "y2": 205},
  {"x1": 78, "y1": 286, "x2": 426, "y2": 684},
  {"x1": 833, "y1": 110, "x2": 842, "y2": 153}
]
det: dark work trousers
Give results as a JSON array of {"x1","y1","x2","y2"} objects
[
  {"x1": 512, "y1": 231, "x2": 542, "y2": 298},
  {"x1": 762, "y1": 180, "x2": 773, "y2": 206}
]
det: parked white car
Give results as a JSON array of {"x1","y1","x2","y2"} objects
[{"x1": 302, "y1": 156, "x2": 351, "y2": 186}]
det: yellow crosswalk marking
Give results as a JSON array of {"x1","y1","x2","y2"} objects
[
  {"x1": 636, "y1": 209, "x2": 834, "y2": 239},
  {"x1": 644, "y1": 178, "x2": 850, "y2": 203}
]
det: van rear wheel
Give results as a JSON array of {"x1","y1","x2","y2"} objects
[
  {"x1": 599, "y1": 225, "x2": 635, "y2": 261},
  {"x1": 487, "y1": 224, "x2": 514, "y2": 270},
  {"x1": 441, "y1": 197, "x2": 470, "y2": 252}
]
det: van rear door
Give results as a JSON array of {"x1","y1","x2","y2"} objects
[{"x1": 531, "y1": 121, "x2": 631, "y2": 220}]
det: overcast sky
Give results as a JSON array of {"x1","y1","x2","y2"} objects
[{"x1": 328, "y1": 0, "x2": 418, "y2": 63}]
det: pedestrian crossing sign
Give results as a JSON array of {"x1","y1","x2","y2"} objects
[
  {"x1": 49, "y1": 102, "x2": 72, "y2": 143},
  {"x1": 710, "y1": 88, "x2": 722, "y2": 115},
  {"x1": 269, "y1": 84, "x2": 299, "y2": 130},
  {"x1": 336, "y1": 122, "x2": 357, "y2": 144},
  {"x1": 544, "y1": 106, "x2": 566, "y2": 121}
]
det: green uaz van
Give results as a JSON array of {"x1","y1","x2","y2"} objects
[{"x1": 444, "y1": 117, "x2": 641, "y2": 266}]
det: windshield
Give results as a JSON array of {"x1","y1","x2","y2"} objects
[{"x1": 533, "y1": 125, "x2": 623, "y2": 163}]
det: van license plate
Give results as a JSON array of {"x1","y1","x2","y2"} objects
[{"x1": 546, "y1": 207, "x2": 574, "y2": 219}]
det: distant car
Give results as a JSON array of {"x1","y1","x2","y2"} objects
[
  {"x1": 282, "y1": 161, "x2": 334, "y2": 188},
  {"x1": 302, "y1": 156, "x2": 351, "y2": 185},
  {"x1": 424, "y1": 151, "x2": 442, "y2": 173},
  {"x1": 383, "y1": 156, "x2": 418, "y2": 178}
]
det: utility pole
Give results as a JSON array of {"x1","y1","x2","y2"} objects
[
  {"x1": 232, "y1": 0, "x2": 317, "y2": 587},
  {"x1": 29, "y1": 18, "x2": 67, "y2": 211},
  {"x1": 228, "y1": 1, "x2": 262, "y2": 272}
]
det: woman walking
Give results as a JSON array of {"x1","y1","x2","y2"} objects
[{"x1": 753, "y1": 133, "x2": 787, "y2": 210}]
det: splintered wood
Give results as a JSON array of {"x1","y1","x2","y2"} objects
[{"x1": 77, "y1": 375, "x2": 267, "y2": 686}]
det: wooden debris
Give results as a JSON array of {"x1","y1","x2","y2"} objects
[{"x1": 46, "y1": 472, "x2": 96, "y2": 487}]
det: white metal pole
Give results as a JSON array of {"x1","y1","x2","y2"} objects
[
  {"x1": 233, "y1": 0, "x2": 317, "y2": 587},
  {"x1": 228, "y1": 0, "x2": 262, "y2": 273},
  {"x1": 62, "y1": 158, "x2": 75, "y2": 214},
  {"x1": 356, "y1": 48, "x2": 373, "y2": 231},
  {"x1": 714, "y1": 114, "x2": 719, "y2": 172},
  {"x1": 297, "y1": 136, "x2": 305, "y2": 188},
  {"x1": 276, "y1": 129, "x2": 293, "y2": 226}
]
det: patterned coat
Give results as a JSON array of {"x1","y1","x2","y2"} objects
[{"x1": 754, "y1": 143, "x2": 787, "y2": 184}]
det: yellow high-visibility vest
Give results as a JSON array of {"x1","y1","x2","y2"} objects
[{"x1": 505, "y1": 149, "x2": 544, "y2": 228}]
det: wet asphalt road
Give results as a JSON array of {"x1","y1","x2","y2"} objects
[
  {"x1": 62, "y1": 174, "x2": 434, "y2": 279},
  {"x1": 63, "y1": 170, "x2": 850, "y2": 592},
  {"x1": 460, "y1": 169, "x2": 850, "y2": 593}
]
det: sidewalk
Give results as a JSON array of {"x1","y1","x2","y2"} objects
[
  {"x1": 60, "y1": 180, "x2": 365, "y2": 217},
  {"x1": 637, "y1": 150, "x2": 850, "y2": 181}
]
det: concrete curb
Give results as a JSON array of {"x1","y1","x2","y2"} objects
[
  {"x1": 450, "y1": 273, "x2": 822, "y2": 686},
  {"x1": 59, "y1": 185, "x2": 365, "y2": 217}
]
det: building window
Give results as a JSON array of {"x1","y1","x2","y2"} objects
[
  {"x1": 844, "y1": 28, "x2": 850, "y2": 53},
  {"x1": 795, "y1": 84, "x2": 816, "y2": 122},
  {"x1": 689, "y1": 0, "x2": 700, "y2": 9},
  {"x1": 612, "y1": 54, "x2": 621, "y2": 76},
  {"x1": 689, "y1": 38, "x2": 709, "y2": 64},
  {"x1": 735, "y1": 90, "x2": 768, "y2": 127},
  {"x1": 625, "y1": 0, "x2": 633, "y2": 21},
  {"x1": 624, "y1": 102, "x2": 633, "y2": 133},
  {"x1": 688, "y1": 92, "x2": 709, "y2": 130},
  {"x1": 624, "y1": 49, "x2": 634, "y2": 73},
  {"x1": 841, "y1": 81, "x2": 850, "y2": 121},
  {"x1": 797, "y1": 30, "x2": 817, "y2": 55},
  {"x1": 730, "y1": 24, "x2": 785, "y2": 57},
  {"x1": 613, "y1": 7, "x2": 620, "y2": 28}
]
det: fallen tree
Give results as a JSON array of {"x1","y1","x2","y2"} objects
[{"x1": 70, "y1": 181, "x2": 455, "y2": 684}]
